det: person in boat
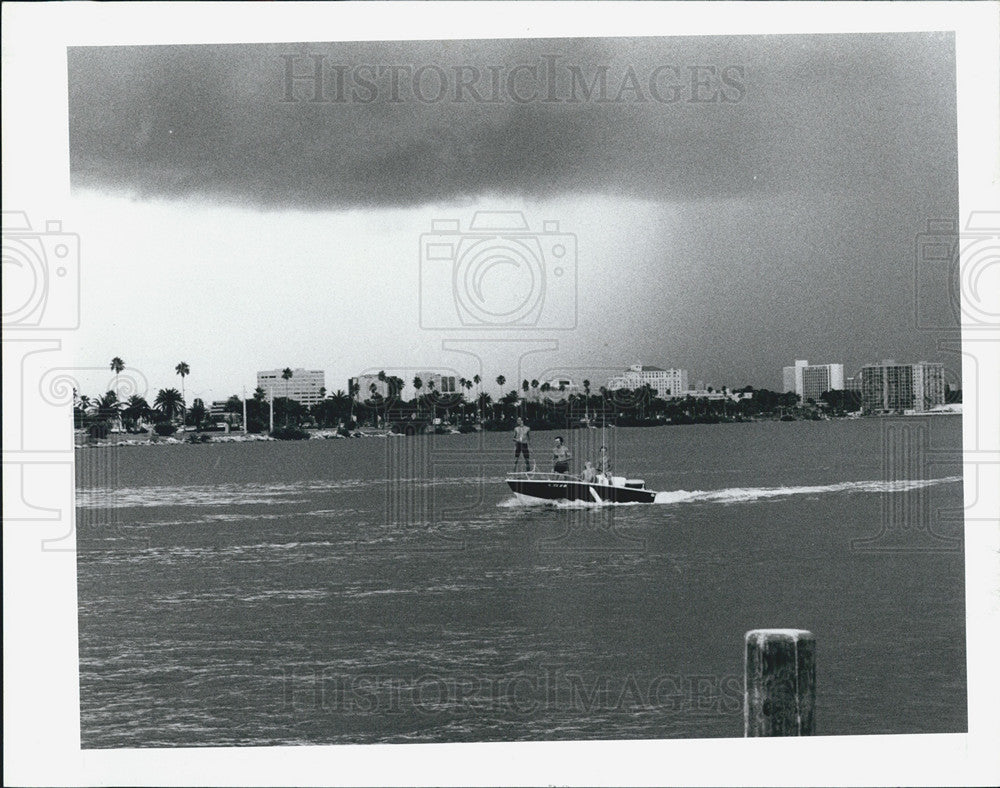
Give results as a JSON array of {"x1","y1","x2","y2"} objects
[
  {"x1": 580, "y1": 461, "x2": 598, "y2": 483},
  {"x1": 552, "y1": 436, "x2": 572, "y2": 474},
  {"x1": 596, "y1": 445, "x2": 612, "y2": 483},
  {"x1": 512, "y1": 417, "x2": 531, "y2": 471}
]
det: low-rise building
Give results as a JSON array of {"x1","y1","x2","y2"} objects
[
  {"x1": 257, "y1": 368, "x2": 325, "y2": 405},
  {"x1": 414, "y1": 371, "x2": 459, "y2": 397},
  {"x1": 530, "y1": 376, "x2": 580, "y2": 401},
  {"x1": 608, "y1": 364, "x2": 688, "y2": 399}
]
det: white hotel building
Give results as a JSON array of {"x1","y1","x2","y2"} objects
[
  {"x1": 257, "y1": 368, "x2": 326, "y2": 406},
  {"x1": 782, "y1": 360, "x2": 844, "y2": 401},
  {"x1": 607, "y1": 364, "x2": 688, "y2": 399}
]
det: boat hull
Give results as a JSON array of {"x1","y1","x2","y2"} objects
[{"x1": 506, "y1": 476, "x2": 656, "y2": 504}]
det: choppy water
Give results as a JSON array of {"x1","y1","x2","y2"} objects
[{"x1": 76, "y1": 417, "x2": 966, "y2": 747}]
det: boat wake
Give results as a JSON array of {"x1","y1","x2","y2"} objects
[
  {"x1": 651, "y1": 475, "x2": 962, "y2": 505},
  {"x1": 498, "y1": 475, "x2": 962, "y2": 508}
]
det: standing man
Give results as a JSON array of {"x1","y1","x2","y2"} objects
[
  {"x1": 552, "y1": 436, "x2": 572, "y2": 475},
  {"x1": 513, "y1": 417, "x2": 531, "y2": 471}
]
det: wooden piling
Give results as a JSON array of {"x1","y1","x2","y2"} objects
[{"x1": 744, "y1": 628, "x2": 815, "y2": 736}]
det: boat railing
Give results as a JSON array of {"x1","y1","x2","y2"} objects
[
  {"x1": 506, "y1": 470, "x2": 628, "y2": 486},
  {"x1": 507, "y1": 470, "x2": 580, "y2": 482}
]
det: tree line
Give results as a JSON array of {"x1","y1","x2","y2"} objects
[{"x1": 77, "y1": 360, "x2": 899, "y2": 440}]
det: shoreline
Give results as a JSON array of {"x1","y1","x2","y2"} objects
[{"x1": 74, "y1": 408, "x2": 962, "y2": 449}]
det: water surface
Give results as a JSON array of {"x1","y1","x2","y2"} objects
[{"x1": 76, "y1": 418, "x2": 966, "y2": 747}]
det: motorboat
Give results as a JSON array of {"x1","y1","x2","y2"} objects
[{"x1": 506, "y1": 470, "x2": 658, "y2": 504}]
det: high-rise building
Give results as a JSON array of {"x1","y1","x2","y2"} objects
[
  {"x1": 782, "y1": 360, "x2": 843, "y2": 400},
  {"x1": 861, "y1": 361, "x2": 945, "y2": 414},
  {"x1": 607, "y1": 364, "x2": 688, "y2": 399},
  {"x1": 801, "y1": 364, "x2": 845, "y2": 403},
  {"x1": 257, "y1": 368, "x2": 325, "y2": 405},
  {"x1": 782, "y1": 360, "x2": 809, "y2": 395}
]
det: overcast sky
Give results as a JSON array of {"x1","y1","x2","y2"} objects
[{"x1": 65, "y1": 33, "x2": 959, "y2": 401}]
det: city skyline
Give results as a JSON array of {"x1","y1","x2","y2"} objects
[{"x1": 70, "y1": 352, "x2": 958, "y2": 412}]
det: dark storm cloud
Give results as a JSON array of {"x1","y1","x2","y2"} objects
[{"x1": 67, "y1": 34, "x2": 955, "y2": 210}]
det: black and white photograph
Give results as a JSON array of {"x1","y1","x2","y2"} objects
[{"x1": 3, "y1": 3, "x2": 998, "y2": 786}]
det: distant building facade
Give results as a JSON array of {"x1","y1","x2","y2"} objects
[
  {"x1": 608, "y1": 364, "x2": 688, "y2": 399},
  {"x1": 532, "y1": 376, "x2": 580, "y2": 401},
  {"x1": 351, "y1": 373, "x2": 389, "y2": 402},
  {"x1": 783, "y1": 359, "x2": 843, "y2": 400},
  {"x1": 782, "y1": 360, "x2": 809, "y2": 396},
  {"x1": 414, "y1": 371, "x2": 459, "y2": 397},
  {"x1": 257, "y1": 368, "x2": 325, "y2": 405},
  {"x1": 210, "y1": 399, "x2": 241, "y2": 428},
  {"x1": 861, "y1": 361, "x2": 945, "y2": 414},
  {"x1": 801, "y1": 364, "x2": 845, "y2": 403}
]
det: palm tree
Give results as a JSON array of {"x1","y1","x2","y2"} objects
[
  {"x1": 154, "y1": 387, "x2": 185, "y2": 423},
  {"x1": 97, "y1": 390, "x2": 118, "y2": 415},
  {"x1": 583, "y1": 379, "x2": 591, "y2": 423},
  {"x1": 477, "y1": 391, "x2": 493, "y2": 421},
  {"x1": 347, "y1": 379, "x2": 359, "y2": 423},
  {"x1": 190, "y1": 398, "x2": 208, "y2": 430},
  {"x1": 426, "y1": 379, "x2": 436, "y2": 419},
  {"x1": 473, "y1": 374, "x2": 482, "y2": 421},
  {"x1": 123, "y1": 395, "x2": 150, "y2": 431},
  {"x1": 281, "y1": 368, "x2": 293, "y2": 426},
  {"x1": 109, "y1": 357, "x2": 125, "y2": 399},
  {"x1": 175, "y1": 362, "x2": 190, "y2": 420},
  {"x1": 412, "y1": 376, "x2": 423, "y2": 415},
  {"x1": 495, "y1": 375, "x2": 506, "y2": 420},
  {"x1": 76, "y1": 392, "x2": 93, "y2": 426},
  {"x1": 463, "y1": 378, "x2": 474, "y2": 422},
  {"x1": 330, "y1": 390, "x2": 351, "y2": 424},
  {"x1": 457, "y1": 378, "x2": 468, "y2": 421}
]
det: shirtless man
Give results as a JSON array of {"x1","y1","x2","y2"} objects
[
  {"x1": 512, "y1": 418, "x2": 531, "y2": 471},
  {"x1": 552, "y1": 436, "x2": 572, "y2": 474}
]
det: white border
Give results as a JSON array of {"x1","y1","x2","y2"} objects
[{"x1": 3, "y1": 3, "x2": 998, "y2": 786}]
